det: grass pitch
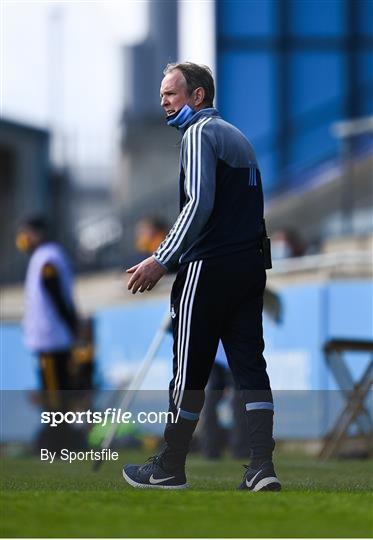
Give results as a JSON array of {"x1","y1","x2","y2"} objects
[{"x1": 1, "y1": 450, "x2": 372, "y2": 538}]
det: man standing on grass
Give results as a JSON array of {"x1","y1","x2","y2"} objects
[
  {"x1": 16, "y1": 216, "x2": 78, "y2": 395},
  {"x1": 123, "y1": 62, "x2": 281, "y2": 492}
]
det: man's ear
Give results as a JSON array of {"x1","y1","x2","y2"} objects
[{"x1": 194, "y1": 87, "x2": 205, "y2": 107}]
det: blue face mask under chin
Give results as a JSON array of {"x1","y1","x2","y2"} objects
[{"x1": 166, "y1": 104, "x2": 195, "y2": 129}]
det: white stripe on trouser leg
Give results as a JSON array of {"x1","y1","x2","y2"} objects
[
  {"x1": 173, "y1": 262, "x2": 195, "y2": 403},
  {"x1": 176, "y1": 260, "x2": 203, "y2": 408},
  {"x1": 174, "y1": 260, "x2": 203, "y2": 409},
  {"x1": 172, "y1": 262, "x2": 197, "y2": 404},
  {"x1": 173, "y1": 261, "x2": 199, "y2": 405}
]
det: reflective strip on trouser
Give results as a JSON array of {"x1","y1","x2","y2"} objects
[
  {"x1": 179, "y1": 409, "x2": 200, "y2": 420},
  {"x1": 246, "y1": 402, "x2": 274, "y2": 412},
  {"x1": 172, "y1": 260, "x2": 203, "y2": 409}
]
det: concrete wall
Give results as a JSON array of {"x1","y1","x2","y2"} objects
[{"x1": 2, "y1": 279, "x2": 371, "y2": 441}]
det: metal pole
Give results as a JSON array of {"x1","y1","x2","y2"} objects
[{"x1": 92, "y1": 308, "x2": 171, "y2": 471}]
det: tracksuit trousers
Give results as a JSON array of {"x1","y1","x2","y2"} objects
[{"x1": 163, "y1": 248, "x2": 275, "y2": 470}]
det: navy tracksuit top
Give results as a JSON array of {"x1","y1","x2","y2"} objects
[{"x1": 154, "y1": 108, "x2": 264, "y2": 271}]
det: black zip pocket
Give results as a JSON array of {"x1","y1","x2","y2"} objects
[{"x1": 262, "y1": 236, "x2": 272, "y2": 270}]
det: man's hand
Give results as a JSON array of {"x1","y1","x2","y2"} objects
[{"x1": 126, "y1": 256, "x2": 167, "y2": 294}]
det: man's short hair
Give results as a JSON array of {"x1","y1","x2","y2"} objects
[{"x1": 164, "y1": 62, "x2": 215, "y2": 108}]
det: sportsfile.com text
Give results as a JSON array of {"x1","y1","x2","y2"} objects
[{"x1": 41, "y1": 408, "x2": 180, "y2": 428}]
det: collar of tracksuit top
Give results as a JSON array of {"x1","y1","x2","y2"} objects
[{"x1": 168, "y1": 106, "x2": 220, "y2": 134}]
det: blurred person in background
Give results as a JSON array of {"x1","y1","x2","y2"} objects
[
  {"x1": 135, "y1": 215, "x2": 168, "y2": 256},
  {"x1": 271, "y1": 227, "x2": 306, "y2": 259},
  {"x1": 123, "y1": 62, "x2": 280, "y2": 492},
  {"x1": 16, "y1": 216, "x2": 78, "y2": 400},
  {"x1": 200, "y1": 341, "x2": 249, "y2": 460}
]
